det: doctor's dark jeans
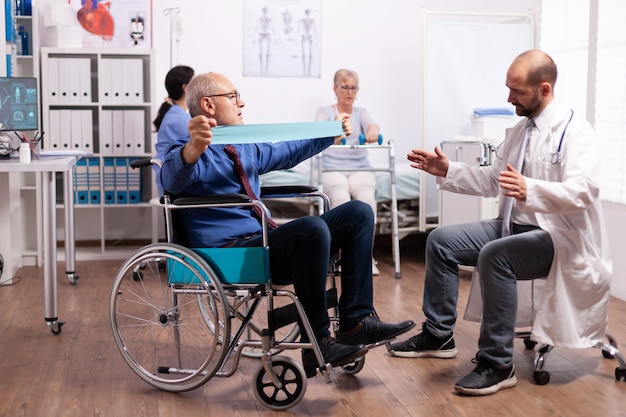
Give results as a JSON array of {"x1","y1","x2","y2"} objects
[
  {"x1": 422, "y1": 219, "x2": 554, "y2": 368},
  {"x1": 234, "y1": 200, "x2": 375, "y2": 342}
]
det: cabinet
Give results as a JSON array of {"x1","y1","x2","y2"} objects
[
  {"x1": 40, "y1": 47, "x2": 157, "y2": 259},
  {"x1": 2, "y1": 1, "x2": 41, "y2": 272},
  {"x1": 439, "y1": 140, "x2": 499, "y2": 226}
]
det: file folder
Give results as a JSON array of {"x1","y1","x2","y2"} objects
[
  {"x1": 127, "y1": 157, "x2": 142, "y2": 203},
  {"x1": 87, "y1": 157, "x2": 101, "y2": 204},
  {"x1": 115, "y1": 157, "x2": 128, "y2": 204},
  {"x1": 103, "y1": 157, "x2": 116, "y2": 204},
  {"x1": 73, "y1": 158, "x2": 89, "y2": 204}
]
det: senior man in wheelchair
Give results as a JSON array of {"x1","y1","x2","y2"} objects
[{"x1": 160, "y1": 72, "x2": 414, "y2": 377}]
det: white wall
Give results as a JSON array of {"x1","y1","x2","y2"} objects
[{"x1": 151, "y1": 0, "x2": 540, "y2": 163}]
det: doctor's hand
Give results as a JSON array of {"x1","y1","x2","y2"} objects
[
  {"x1": 499, "y1": 164, "x2": 527, "y2": 201},
  {"x1": 407, "y1": 146, "x2": 449, "y2": 177},
  {"x1": 182, "y1": 115, "x2": 217, "y2": 164}
]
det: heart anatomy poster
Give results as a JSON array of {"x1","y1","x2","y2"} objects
[{"x1": 69, "y1": 0, "x2": 152, "y2": 48}]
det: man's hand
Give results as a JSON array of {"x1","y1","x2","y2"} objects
[
  {"x1": 407, "y1": 146, "x2": 449, "y2": 177},
  {"x1": 182, "y1": 115, "x2": 217, "y2": 164},
  {"x1": 334, "y1": 112, "x2": 352, "y2": 143},
  {"x1": 499, "y1": 164, "x2": 527, "y2": 201}
]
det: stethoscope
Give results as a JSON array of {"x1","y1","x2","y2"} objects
[{"x1": 551, "y1": 109, "x2": 574, "y2": 164}]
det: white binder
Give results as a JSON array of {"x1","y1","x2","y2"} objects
[
  {"x1": 100, "y1": 109, "x2": 113, "y2": 154},
  {"x1": 47, "y1": 109, "x2": 61, "y2": 150},
  {"x1": 78, "y1": 58, "x2": 92, "y2": 103},
  {"x1": 81, "y1": 110, "x2": 93, "y2": 152},
  {"x1": 48, "y1": 57, "x2": 60, "y2": 104},
  {"x1": 99, "y1": 58, "x2": 112, "y2": 103},
  {"x1": 58, "y1": 58, "x2": 70, "y2": 102},
  {"x1": 59, "y1": 109, "x2": 72, "y2": 150},
  {"x1": 68, "y1": 58, "x2": 81, "y2": 104},
  {"x1": 110, "y1": 59, "x2": 123, "y2": 103},
  {"x1": 70, "y1": 109, "x2": 83, "y2": 150},
  {"x1": 123, "y1": 109, "x2": 145, "y2": 154},
  {"x1": 112, "y1": 110, "x2": 125, "y2": 155}
]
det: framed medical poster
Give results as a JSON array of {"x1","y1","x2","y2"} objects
[
  {"x1": 243, "y1": 0, "x2": 321, "y2": 78},
  {"x1": 69, "y1": 0, "x2": 152, "y2": 48}
]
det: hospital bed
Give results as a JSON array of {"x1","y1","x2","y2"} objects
[{"x1": 259, "y1": 139, "x2": 424, "y2": 279}]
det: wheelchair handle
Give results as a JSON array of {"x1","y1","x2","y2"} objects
[{"x1": 130, "y1": 157, "x2": 162, "y2": 169}]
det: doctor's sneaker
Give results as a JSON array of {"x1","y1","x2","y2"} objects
[
  {"x1": 453, "y1": 356, "x2": 517, "y2": 396},
  {"x1": 388, "y1": 323, "x2": 457, "y2": 358}
]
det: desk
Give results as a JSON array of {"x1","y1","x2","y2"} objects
[{"x1": 0, "y1": 156, "x2": 77, "y2": 334}]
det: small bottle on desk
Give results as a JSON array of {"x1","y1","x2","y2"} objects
[{"x1": 19, "y1": 142, "x2": 31, "y2": 163}]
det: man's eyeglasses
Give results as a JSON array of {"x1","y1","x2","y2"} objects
[
  {"x1": 337, "y1": 85, "x2": 359, "y2": 92},
  {"x1": 206, "y1": 91, "x2": 241, "y2": 105}
]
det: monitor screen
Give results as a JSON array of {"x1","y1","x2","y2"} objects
[{"x1": 0, "y1": 77, "x2": 39, "y2": 131}]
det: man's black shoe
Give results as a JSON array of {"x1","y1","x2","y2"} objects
[
  {"x1": 454, "y1": 356, "x2": 517, "y2": 396},
  {"x1": 302, "y1": 336, "x2": 367, "y2": 378},
  {"x1": 336, "y1": 315, "x2": 415, "y2": 346}
]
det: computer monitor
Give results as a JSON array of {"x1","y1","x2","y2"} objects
[{"x1": 0, "y1": 77, "x2": 39, "y2": 131}]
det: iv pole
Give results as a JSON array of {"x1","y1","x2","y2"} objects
[{"x1": 163, "y1": 7, "x2": 181, "y2": 67}]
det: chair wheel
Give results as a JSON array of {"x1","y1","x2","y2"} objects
[
  {"x1": 533, "y1": 370, "x2": 550, "y2": 385},
  {"x1": 524, "y1": 339, "x2": 537, "y2": 350},
  {"x1": 253, "y1": 357, "x2": 307, "y2": 411},
  {"x1": 342, "y1": 356, "x2": 365, "y2": 375},
  {"x1": 603, "y1": 349, "x2": 615, "y2": 359},
  {"x1": 615, "y1": 367, "x2": 626, "y2": 382}
]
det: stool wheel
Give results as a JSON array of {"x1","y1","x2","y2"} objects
[{"x1": 533, "y1": 370, "x2": 550, "y2": 385}]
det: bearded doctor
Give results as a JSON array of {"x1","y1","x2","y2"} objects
[{"x1": 389, "y1": 49, "x2": 612, "y2": 396}]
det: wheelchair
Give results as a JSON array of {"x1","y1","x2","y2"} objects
[{"x1": 109, "y1": 158, "x2": 372, "y2": 410}]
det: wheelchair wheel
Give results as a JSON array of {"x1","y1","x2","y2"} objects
[
  {"x1": 197, "y1": 289, "x2": 301, "y2": 359},
  {"x1": 252, "y1": 356, "x2": 307, "y2": 410},
  {"x1": 110, "y1": 243, "x2": 231, "y2": 392}
]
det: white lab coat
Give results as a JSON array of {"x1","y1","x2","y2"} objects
[{"x1": 440, "y1": 100, "x2": 612, "y2": 348}]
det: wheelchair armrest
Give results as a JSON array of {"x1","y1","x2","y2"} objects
[
  {"x1": 261, "y1": 185, "x2": 319, "y2": 198},
  {"x1": 171, "y1": 194, "x2": 251, "y2": 206}
]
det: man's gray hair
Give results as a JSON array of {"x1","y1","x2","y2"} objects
[{"x1": 186, "y1": 73, "x2": 219, "y2": 117}]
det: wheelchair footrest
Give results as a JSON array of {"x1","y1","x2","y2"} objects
[{"x1": 271, "y1": 288, "x2": 338, "y2": 329}]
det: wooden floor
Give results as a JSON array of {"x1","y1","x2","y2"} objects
[{"x1": 1, "y1": 234, "x2": 625, "y2": 417}]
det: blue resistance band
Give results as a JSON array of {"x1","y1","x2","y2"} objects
[{"x1": 210, "y1": 120, "x2": 343, "y2": 145}]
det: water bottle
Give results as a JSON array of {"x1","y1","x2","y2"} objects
[{"x1": 17, "y1": 26, "x2": 29, "y2": 56}]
